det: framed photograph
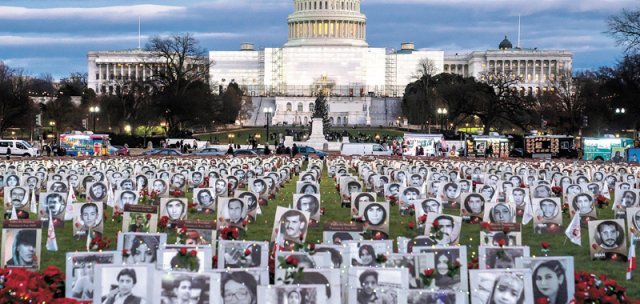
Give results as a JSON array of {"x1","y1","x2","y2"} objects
[
  {"x1": 614, "y1": 189, "x2": 639, "y2": 210},
  {"x1": 438, "y1": 182, "x2": 461, "y2": 206},
  {"x1": 283, "y1": 268, "x2": 342, "y2": 303},
  {"x1": 457, "y1": 179, "x2": 472, "y2": 194},
  {"x1": 294, "y1": 193, "x2": 321, "y2": 221},
  {"x1": 348, "y1": 267, "x2": 408, "y2": 304},
  {"x1": 341, "y1": 178, "x2": 363, "y2": 202},
  {"x1": 191, "y1": 188, "x2": 215, "y2": 214},
  {"x1": 345, "y1": 240, "x2": 393, "y2": 267},
  {"x1": 358, "y1": 201, "x2": 390, "y2": 235},
  {"x1": 626, "y1": 207, "x2": 640, "y2": 242},
  {"x1": 38, "y1": 192, "x2": 67, "y2": 228},
  {"x1": 508, "y1": 187, "x2": 530, "y2": 213},
  {"x1": 73, "y1": 202, "x2": 104, "y2": 239},
  {"x1": 235, "y1": 191, "x2": 259, "y2": 220},
  {"x1": 1, "y1": 220, "x2": 42, "y2": 269},
  {"x1": 530, "y1": 184, "x2": 552, "y2": 199},
  {"x1": 122, "y1": 204, "x2": 158, "y2": 233},
  {"x1": 315, "y1": 244, "x2": 350, "y2": 269},
  {"x1": 322, "y1": 222, "x2": 364, "y2": 245},
  {"x1": 249, "y1": 178, "x2": 268, "y2": 199},
  {"x1": 479, "y1": 245, "x2": 530, "y2": 269},
  {"x1": 399, "y1": 186, "x2": 422, "y2": 208},
  {"x1": 351, "y1": 192, "x2": 377, "y2": 218},
  {"x1": 483, "y1": 202, "x2": 517, "y2": 224},
  {"x1": 469, "y1": 269, "x2": 534, "y2": 304},
  {"x1": 65, "y1": 251, "x2": 119, "y2": 301},
  {"x1": 86, "y1": 181, "x2": 108, "y2": 203},
  {"x1": 114, "y1": 190, "x2": 140, "y2": 212},
  {"x1": 532, "y1": 198, "x2": 563, "y2": 234},
  {"x1": 588, "y1": 219, "x2": 628, "y2": 260},
  {"x1": 258, "y1": 284, "x2": 326, "y2": 304},
  {"x1": 157, "y1": 247, "x2": 210, "y2": 273},
  {"x1": 271, "y1": 206, "x2": 310, "y2": 245},
  {"x1": 214, "y1": 269, "x2": 268, "y2": 304},
  {"x1": 176, "y1": 220, "x2": 217, "y2": 247},
  {"x1": 4, "y1": 186, "x2": 29, "y2": 213},
  {"x1": 412, "y1": 246, "x2": 469, "y2": 292},
  {"x1": 217, "y1": 240, "x2": 268, "y2": 269},
  {"x1": 480, "y1": 223, "x2": 522, "y2": 246},
  {"x1": 155, "y1": 271, "x2": 218, "y2": 304},
  {"x1": 385, "y1": 253, "x2": 434, "y2": 289},
  {"x1": 149, "y1": 178, "x2": 169, "y2": 197},
  {"x1": 93, "y1": 264, "x2": 152, "y2": 304},
  {"x1": 160, "y1": 197, "x2": 188, "y2": 222},
  {"x1": 460, "y1": 193, "x2": 486, "y2": 223},
  {"x1": 47, "y1": 180, "x2": 69, "y2": 193},
  {"x1": 117, "y1": 232, "x2": 167, "y2": 265},
  {"x1": 423, "y1": 213, "x2": 462, "y2": 246},
  {"x1": 568, "y1": 192, "x2": 598, "y2": 225},
  {"x1": 217, "y1": 197, "x2": 249, "y2": 230},
  {"x1": 296, "y1": 182, "x2": 319, "y2": 194},
  {"x1": 516, "y1": 256, "x2": 575, "y2": 304}
]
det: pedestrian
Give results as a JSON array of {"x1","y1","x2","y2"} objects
[
  {"x1": 45, "y1": 144, "x2": 52, "y2": 157},
  {"x1": 292, "y1": 143, "x2": 299, "y2": 157},
  {"x1": 486, "y1": 144, "x2": 493, "y2": 158},
  {"x1": 264, "y1": 144, "x2": 271, "y2": 155},
  {"x1": 227, "y1": 145, "x2": 234, "y2": 155},
  {"x1": 6, "y1": 146, "x2": 11, "y2": 160}
]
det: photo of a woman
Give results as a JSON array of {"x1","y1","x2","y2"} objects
[
  {"x1": 434, "y1": 250, "x2": 460, "y2": 290},
  {"x1": 532, "y1": 260, "x2": 567, "y2": 304}
]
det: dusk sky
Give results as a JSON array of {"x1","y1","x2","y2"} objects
[{"x1": 0, "y1": 0, "x2": 635, "y2": 80}]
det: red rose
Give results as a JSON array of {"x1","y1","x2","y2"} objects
[
  {"x1": 541, "y1": 242, "x2": 550, "y2": 249},
  {"x1": 419, "y1": 215, "x2": 427, "y2": 222},
  {"x1": 242, "y1": 219, "x2": 248, "y2": 226},
  {"x1": 502, "y1": 225, "x2": 511, "y2": 234},
  {"x1": 536, "y1": 297, "x2": 550, "y2": 304},
  {"x1": 432, "y1": 220, "x2": 439, "y2": 227},
  {"x1": 146, "y1": 213, "x2": 152, "y2": 220},
  {"x1": 179, "y1": 247, "x2": 188, "y2": 256},
  {"x1": 308, "y1": 243, "x2": 316, "y2": 251},
  {"x1": 591, "y1": 243, "x2": 598, "y2": 250},
  {"x1": 481, "y1": 221, "x2": 491, "y2": 230},
  {"x1": 423, "y1": 268, "x2": 434, "y2": 277},
  {"x1": 122, "y1": 249, "x2": 129, "y2": 256},
  {"x1": 245, "y1": 249, "x2": 252, "y2": 256},
  {"x1": 497, "y1": 239, "x2": 506, "y2": 247},
  {"x1": 189, "y1": 250, "x2": 198, "y2": 257},
  {"x1": 408, "y1": 221, "x2": 415, "y2": 229}
]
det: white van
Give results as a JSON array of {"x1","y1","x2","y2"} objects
[
  {"x1": 0, "y1": 140, "x2": 39, "y2": 157},
  {"x1": 340, "y1": 143, "x2": 392, "y2": 156}
]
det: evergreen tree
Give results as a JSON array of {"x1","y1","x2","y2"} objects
[{"x1": 312, "y1": 94, "x2": 331, "y2": 133}]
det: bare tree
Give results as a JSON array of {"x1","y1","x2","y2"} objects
[
  {"x1": 401, "y1": 58, "x2": 439, "y2": 130},
  {"x1": 538, "y1": 73, "x2": 587, "y2": 134},
  {"x1": 0, "y1": 63, "x2": 38, "y2": 134},
  {"x1": 607, "y1": 8, "x2": 640, "y2": 54}
]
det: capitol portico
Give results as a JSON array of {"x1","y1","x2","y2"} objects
[{"x1": 87, "y1": 0, "x2": 573, "y2": 126}]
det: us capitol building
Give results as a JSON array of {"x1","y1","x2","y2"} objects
[{"x1": 88, "y1": 0, "x2": 572, "y2": 127}]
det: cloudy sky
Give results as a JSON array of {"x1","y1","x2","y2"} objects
[{"x1": 0, "y1": 0, "x2": 634, "y2": 80}]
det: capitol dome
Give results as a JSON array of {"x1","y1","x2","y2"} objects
[
  {"x1": 499, "y1": 35, "x2": 513, "y2": 50},
  {"x1": 285, "y1": 0, "x2": 368, "y2": 47}
]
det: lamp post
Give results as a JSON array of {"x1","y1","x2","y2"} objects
[
  {"x1": 89, "y1": 106, "x2": 100, "y2": 132},
  {"x1": 49, "y1": 121, "x2": 56, "y2": 140},
  {"x1": 263, "y1": 107, "x2": 274, "y2": 143},
  {"x1": 437, "y1": 108, "x2": 448, "y2": 131},
  {"x1": 227, "y1": 133, "x2": 235, "y2": 144},
  {"x1": 615, "y1": 108, "x2": 626, "y2": 114}
]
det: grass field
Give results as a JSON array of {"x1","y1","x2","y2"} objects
[{"x1": 5, "y1": 156, "x2": 639, "y2": 301}]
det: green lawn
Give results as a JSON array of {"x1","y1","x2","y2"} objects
[{"x1": 5, "y1": 157, "x2": 639, "y2": 300}]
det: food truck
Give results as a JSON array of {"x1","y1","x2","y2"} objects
[
  {"x1": 524, "y1": 135, "x2": 576, "y2": 158},
  {"x1": 467, "y1": 134, "x2": 511, "y2": 158},
  {"x1": 582, "y1": 136, "x2": 633, "y2": 161},
  {"x1": 59, "y1": 131, "x2": 116, "y2": 156},
  {"x1": 402, "y1": 133, "x2": 444, "y2": 156}
]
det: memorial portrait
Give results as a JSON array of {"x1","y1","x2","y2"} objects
[
  {"x1": 469, "y1": 269, "x2": 534, "y2": 304},
  {"x1": 65, "y1": 251, "x2": 118, "y2": 301},
  {"x1": 193, "y1": 188, "x2": 216, "y2": 213},
  {"x1": 294, "y1": 193, "x2": 321, "y2": 221},
  {"x1": 93, "y1": 265, "x2": 152, "y2": 304},
  {"x1": 588, "y1": 219, "x2": 628, "y2": 260},
  {"x1": 1, "y1": 227, "x2": 42, "y2": 269}
]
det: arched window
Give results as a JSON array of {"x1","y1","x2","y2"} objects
[
  {"x1": 309, "y1": 103, "x2": 314, "y2": 112},
  {"x1": 286, "y1": 103, "x2": 292, "y2": 111},
  {"x1": 297, "y1": 103, "x2": 303, "y2": 112},
  {"x1": 304, "y1": 117, "x2": 308, "y2": 124},
  {"x1": 337, "y1": 117, "x2": 342, "y2": 125},
  {"x1": 344, "y1": 117, "x2": 348, "y2": 125},
  {"x1": 330, "y1": 117, "x2": 334, "y2": 125}
]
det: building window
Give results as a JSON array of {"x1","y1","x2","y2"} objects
[
  {"x1": 309, "y1": 103, "x2": 314, "y2": 112},
  {"x1": 286, "y1": 103, "x2": 292, "y2": 111},
  {"x1": 297, "y1": 103, "x2": 303, "y2": 112}
]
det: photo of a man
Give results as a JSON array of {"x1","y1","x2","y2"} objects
[
  {"x1": 88, "y1": 182, "x2": 107, "y2": 202},
  {"x1": 6, "y1": 186, "x2": 28, "y2": 208},
  {"x1": 151, "y1": 179, "x2": 168, "y2": 196},
  {"x1": 538, "y1": 199, "x2": 559, "y2": 220},
  {"x1": 595, "y1": 221, "x2": 623, "y2": 250},
  {"x1": 420, "y1": 199, "x2": 441, "y2": 214},
  {"x1": 194, "y1": 189, "x2": 215, "y2": 211},
  {"x1": 463, "y1": 193, "x2": 485, "y2": 218},
  {"x1": 250, "y1": 179, "x2": 266, "y2": 194},
  {"x1": 295, "y1": 194, "x2": 320, "y2": 220},
  {"x1": 427, "y1": 214, "x2": 461, "y2": 246},
  {"x1": 49, "y1": 181, "x2": 68, "y2": 193},
  {"x1": 272, "y1": 207, "x2": 309, "y2": 244},
  {"x1": 119, "y1": 179, "x2": 135, "y2": 191},
  {"x1": 41, "y1": 192, "x2": 67, "y2": 217},
  {"x1": 5, "y1": 229, "x2": 38, "y2": 267},
  {"x1": 509, "y1": 188, "x2": 528, "y2": 208},
  {"x1": 572, "y1": 193, "x2": 594, "y2": 215},
  {"x1": 162, "y1": 198, "x2": 187, "y2": 221},
  {"x1": 75, "y1": 202, "x2": 103, "y2": 237},
  {"x1": 98, "y1": 267, "x2": 149, "y2": 304},
  {"x1": 361, "y1": 202, "x2": 388, "y2": 228},
  {"x1": 190, "y1": 172, "x2": 204, "y2": 188},
  {"x1": 617, "y1": 190, "x2": 638, "y2": 209}
]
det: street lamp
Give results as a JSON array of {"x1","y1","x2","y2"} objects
[
  {"x1": 263, "y1": 107, "x2": 274, "y2": 143},
  {"x1": 124, "y1": 125, "x2": 132, "y2": 134},
  {"x1": 615, "y1": 108, "x2": 626, "y2": 114},
  {"x1": 437, "y1": 108, "x2": 448, "y2": 131},
  {"x1": 227, "y1": 133, "x2": 235, "y2": 144},
  {"x1": 49, "y1": 121, "x2": 56, "y2": 140},
  {"x1": 89, "y1": 106, "x2": 100, "y2": 132}
]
